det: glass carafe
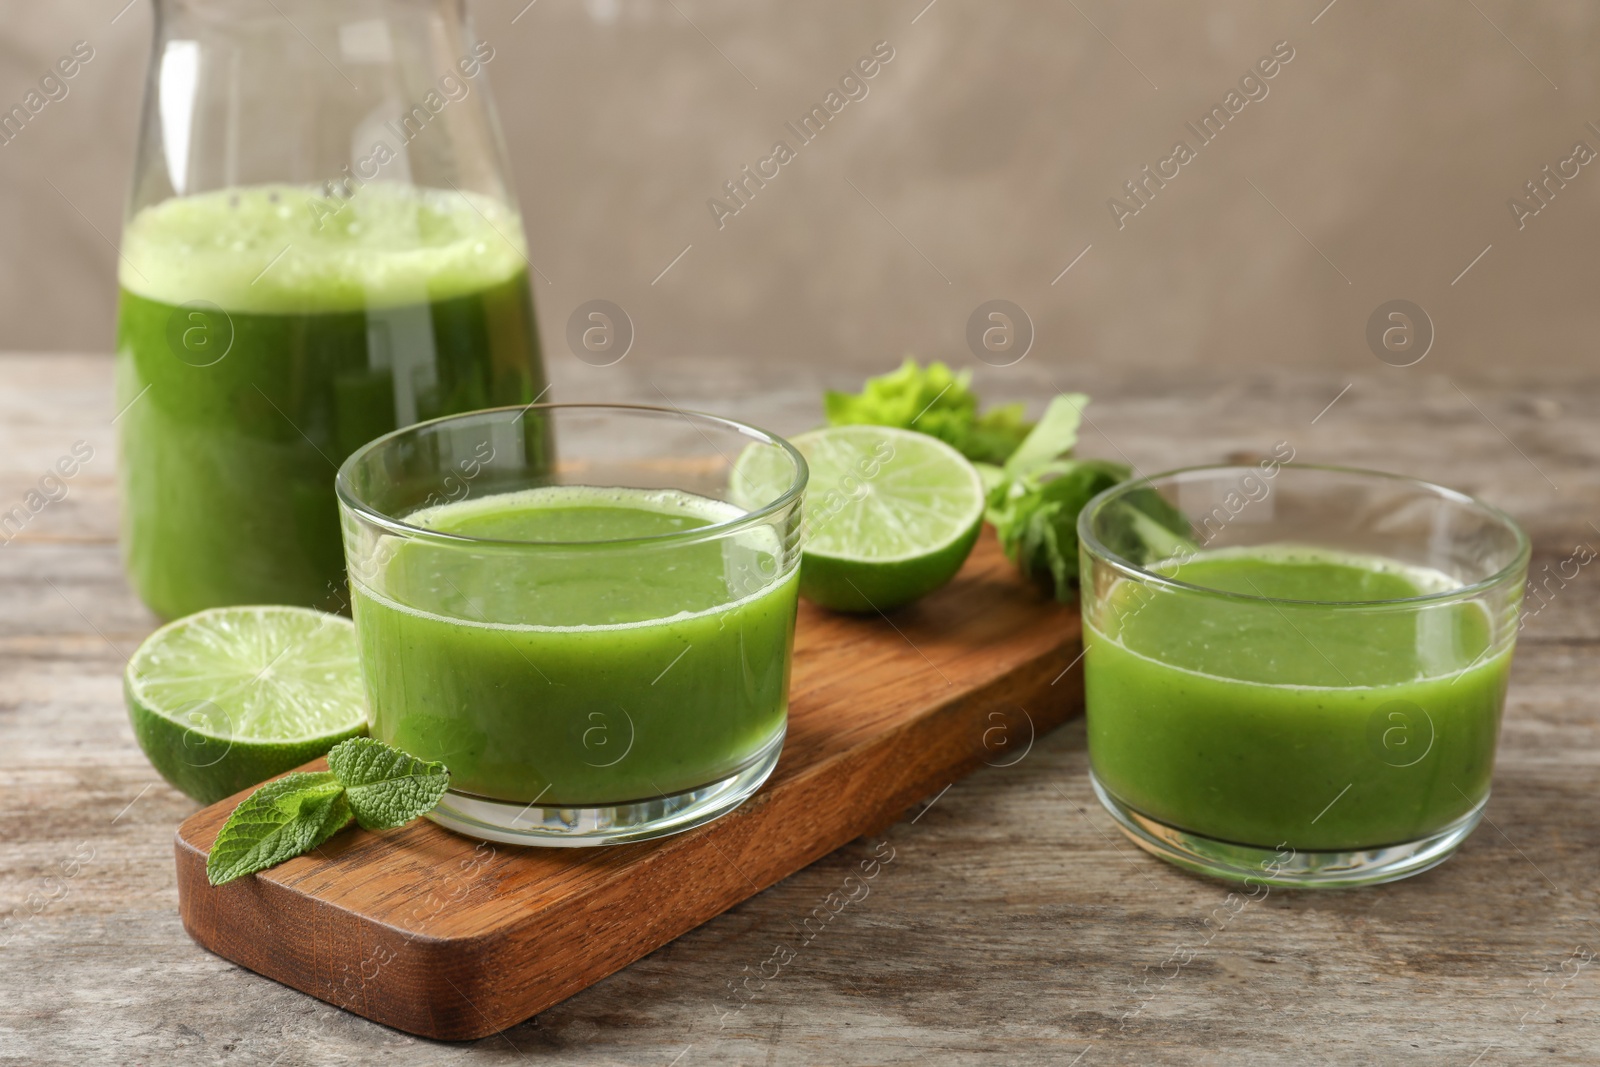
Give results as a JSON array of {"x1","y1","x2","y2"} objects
[{"x1": 116, "y1": 0, "x2": 546, "y2": 620}]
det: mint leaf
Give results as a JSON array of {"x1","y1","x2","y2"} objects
[
  {"x1": 326, "y1": 737, "x2": 451, "y2": 831},
  {"x1": 203, "y1": 741, "x2": 450, "y2": 886},
  {"x1": 206, "y1": 771, "x2": 353, "y2": 886}
]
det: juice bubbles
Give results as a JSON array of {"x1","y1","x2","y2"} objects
[
  {"x1": 350, "y1": 486, "x2": 799, "y2": 807},
  {"x1": 115, "y1": 183, "x2": 544, "y2": 619}
]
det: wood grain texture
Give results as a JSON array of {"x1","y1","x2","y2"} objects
[
  {"x1": 5, "y1": 355, "x2": 1600, "y2": 1065},
  {"x1": 172, "y1": 534, "x2": 1081, "y2": 1040}
]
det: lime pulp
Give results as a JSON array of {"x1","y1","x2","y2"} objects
[{"x1": 124, "y1": 606, "x2": 368, "y2": 804}]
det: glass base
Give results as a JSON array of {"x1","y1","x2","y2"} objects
[
  {"x1": 427, "y1": 729, "x2": 785, "y2": 847},
  {"x1": 1090, "y1": 771, "x2": 1486, "y2": 888}
]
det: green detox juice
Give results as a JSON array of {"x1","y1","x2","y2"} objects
[
  {"x1": 1085, "y1": 545, "x2": 1513, "y2": 852},
  {"x1": 116, "y1": 183, "x2": 544, "y2": 620},
  {"x1": 350, "y1": 485, "x2": 800, "y2": 807}
]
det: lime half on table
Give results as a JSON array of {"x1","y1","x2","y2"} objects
[
  {"x1": 738, "y1": 424, "x2": 986, "y2": 612},
  {"x1": 125, "y1": 606, "x2": 368, "y2": 804}
]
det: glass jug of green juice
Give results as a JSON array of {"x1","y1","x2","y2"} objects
[{"x1": 116, "y1": 0, "x2": 546, "y2": 619}]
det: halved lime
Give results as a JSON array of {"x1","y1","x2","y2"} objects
[
  {"x1": 774, "y1": 425, "x2": 985, "y2": 612},
  {"x1": 125, "y1": 606, "x2": 368, "y2": 804}
]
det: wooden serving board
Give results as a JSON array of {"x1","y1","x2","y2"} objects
[{"x1": 173, "y1": 531, "x2": 1083, "y2": 1040}]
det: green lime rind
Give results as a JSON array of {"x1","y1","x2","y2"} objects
[
  {"x1": 779, "y1": 425, "x2": 987, "y2": 613},
  {"x1": 124, "y1": 606, "x2": 368, "y2": 805},
  {"x1": 798, "y1": 518, "x2": 982, "y2": 612}
]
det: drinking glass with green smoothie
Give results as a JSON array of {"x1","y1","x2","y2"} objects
[
  {"x1": 116, "y1": 0, "x2": 544, "y2": 620},
  {"x1": 337, "y1": 405, "x2": 808, "y2": 845},
  {"x1": 1079, "y1": 464, "x2": 1529, "y2": 887}
]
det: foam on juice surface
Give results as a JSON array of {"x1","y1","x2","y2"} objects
[
  {"x1": 1098, "y1": 543, "x2": 1493, "y2": 688},
  {"x1": 405, "y1": 485, "x2": 747, "y2": 540},
  {"x1": 362, "y1": 485, "x2": 792, "y2": 633},
  {"x1": 1149, "y1": 543, "x2": 1464, "y2": 600},
  {"x1": 119, "y1": 182, "x2": 527, "y2": 314}
]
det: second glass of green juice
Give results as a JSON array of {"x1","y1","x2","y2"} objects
[
  {"x1": 337, "y1": 405, "x2": 808, "y2": 845},
  {"x1": 1079, "y1": 464, "x2": 1529, "y2": 888}
]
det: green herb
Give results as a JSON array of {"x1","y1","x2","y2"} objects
[
  {"x1": 204, "y1": 772, "x2": 353, "y2": 886},
  {"x1": 976, "y1": 395, "x2": 1131, "y2": 601},
  {"x1": 824, "y1": 363, "x2": 1195, "y2": 602},
  {"x1": 206, "y1": 738, "x2": 449, "y2": 886},
  {"x1": 985, "y1": 459, "x2": 1131, "y2": 600},
  {"x1": 327, "y1": 737, "x2": 452, "y2": 832},
  {"x1": 824, "y1": 359, "x2": 1033, "y2": 465},
  {"x1": 979, "y1": 396, "x2": 1195, "y2": 599}
]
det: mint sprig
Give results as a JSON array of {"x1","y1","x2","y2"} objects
[
  {"x1": 204, "y1": 772, "x2": 352, "y2": 886},
  {"x1": 206, "y1": 739, "x2": 449, "y2": 886},
  {"x1": 327, "y1": 737, "x2": 452, "y2": 831}
]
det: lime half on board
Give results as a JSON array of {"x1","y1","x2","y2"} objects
[
  {"x1": 124, "y1": 606, "x2": 368, "y2": 804},
  {"x1": 740, "y1": 424, "x2": 986, "y2": 613}
]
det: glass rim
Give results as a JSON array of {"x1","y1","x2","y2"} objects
[
  {"x1": 1076, "y1": 462, "x2": 1531, "y2": 608},
  {"x1": 335, "y1": 402, "x2": 809, "y2": 550}
]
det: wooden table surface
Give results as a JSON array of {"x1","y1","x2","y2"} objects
[{"x1": 4, "y1": 354, "x2": 1598, "y2": 1066}]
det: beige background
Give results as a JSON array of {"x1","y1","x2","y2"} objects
[{"x1": 1, "y1": 0, "x2": 1597, "y2": 381}]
